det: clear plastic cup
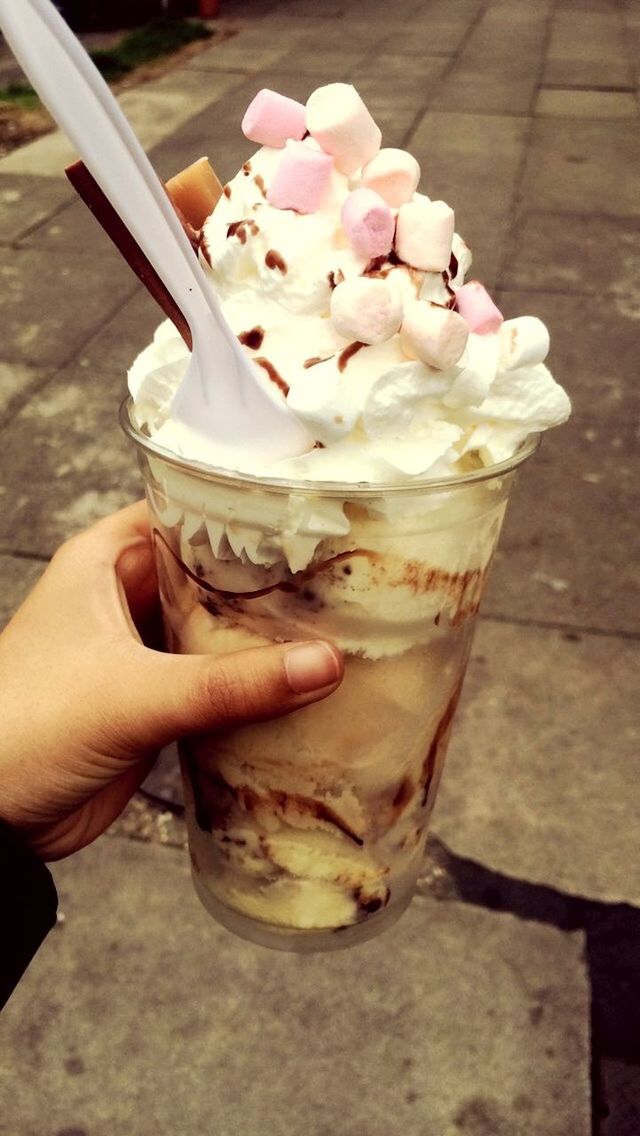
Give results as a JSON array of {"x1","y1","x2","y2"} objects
[{"x1": 121, "y1": 399, "x2": 537, "y2": 952}]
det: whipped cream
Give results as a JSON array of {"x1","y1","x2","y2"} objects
[
  {"x1": 129, "y1": 87, "x2": 569, "y2": 483},
  {"x1": 128, "y1": 82, "x2": 570, "y2": 569}
]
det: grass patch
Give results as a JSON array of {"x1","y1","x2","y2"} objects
[
  {"x1": 0, "y1": 81, "x2": 42, "y2": 110},
  {"x1": 90, "y1": 15, "x2": 214, "y2": 81},
  {"x1": 0, "y1": 16, "x2": 214, "y2": 98}
]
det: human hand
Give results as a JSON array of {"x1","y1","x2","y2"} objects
[{"x1": 0, "y1": 501, "x2": 343, "y2": 861}]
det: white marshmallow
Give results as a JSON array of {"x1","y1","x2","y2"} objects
[
  {"x1": 499, "y1": 316, "x2": 550, "y2": 371},
  {"x1": 361, "y1": 148, "x2": 421, "y2": 207},
  {"x1": 330, "y1": 277, "x2": 403, "y2": 345},
  {"x1": 395, "y1": 199, "x2": 455, "y2": 271},
  {"x1": 400, "y1": 300, "x2": 469, "y2": 371},
  {"x1": 305, "y1": 83, "x2": 381, "y2": 175}
]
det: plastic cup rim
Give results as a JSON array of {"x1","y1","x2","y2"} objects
[{"x1": 119, "y1": 396, "x2": 541, "y2": 499}]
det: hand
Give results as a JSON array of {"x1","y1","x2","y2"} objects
[{"x1": 0, "y1": 501, "x2": 343, "y2": 861}]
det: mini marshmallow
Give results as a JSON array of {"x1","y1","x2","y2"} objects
[
  {"x1": 242, "y1": 89, "x2": 307, "y2": 149},
  {"x1": 305, "y1": 83, "x2": 381, "y2": 174},
  {"x1": 499, "y1": 316, "x2": 550, "y2": 371},
  {"x1": 341, "y1": 188, "x2": 395, "y2": 259},
  {"x1": 395, "y1": 199, "x2": 454, "y2": 272},
  {"x1": 455, "y1": 281, "x2": 504, "y2": 334},
  {"x1": 330, "y1": 277, "x2": 403, "y2": 345},
  {"x1": 401, "y1": 300, "x2": 469, "y2": 371},
  {"x1": 361, "y1": 148, "x2": 421, "y2": 208},
  {"x1": 267, "y1": 140, "x2": 334, "y2": 214}
]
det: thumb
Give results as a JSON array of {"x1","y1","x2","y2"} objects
[{"x1": 111, "y1": 639, "x2": 344, "y2": 754}]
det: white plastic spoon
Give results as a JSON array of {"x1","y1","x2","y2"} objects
[{"x1": 0, "y1": 0, "x2": 312, "y2": 465}]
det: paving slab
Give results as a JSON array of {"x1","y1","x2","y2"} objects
[
  {"x1": 520, "y1": 118, "x2": 640, "y2": 216},
  {"x1": 0, "y1": 837, "x2": 590, "y2": 1136},
  {"x1": 482, "y1": 290, "x2": 639, "y2": 635},
  {"x1": 0, "y1": 245, "x2": 138, "y2": 369},
  {"x1": 0, "y1": 365, "x2": 141, "y2": 555},
  {"x1": 378, "y1": 0, "x2": 483, "y2": 56},
  {"x1": 500, "y1": 213, "x2": 640, "y2": 307},
  {"x1": 429, "y1": 1, "x2": 550, "y2": 115},
  {"x1": 0, "y1": 360, "x2": 50, "y2": 423},
  {"x1": 432, "y1": 621, "x2": 640, "y2": 905},
  {"x1": 0, "y1": 174, "x2": 74, "y2": 244},
  {"x1": 406, "y1": 111, "x2": 529, "y2": 288},
  {"x1": 543, "y1": 7, "x2": 634, "y2": 89},
  {"x1": 73, "y1": 286, "x2": 165, "y2": 379},
  {"x1": 535, "y1": 89, "x2": 638, "y2": 119}
]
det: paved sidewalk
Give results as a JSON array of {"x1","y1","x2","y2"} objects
[{"x1": 0, "y1": 0, "x2": 639, "y2": 1132}]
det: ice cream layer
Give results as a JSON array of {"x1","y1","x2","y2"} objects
[{"x1": 129, "y1": 83, "x2": 570, "y2": 488}]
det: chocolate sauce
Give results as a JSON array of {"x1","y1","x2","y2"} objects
[
  {"x1": 421, "y1": 680, "x2": 464, "y2": 806},
  {"x1": 227, "y1": 219, "x2": 260, "y2": 244},
  {"x1": 328, "y1": 269, "x2": 345, "y2": 290},
  {"x1": 242, "y1": 160, "x2": 252, "y2": 176},
  {"x1": 303, "y1": 354, "x2": 334, "y2": 369},
  {"x1": 238, "y1": 326, "x2": 265, "y2": 350},
  {"x1": 223, "y1": 184, "x2": 231, "y2": 199},
  {"x1": 442, "y1": 271, "x2": 456, "y2": 307},
  {"x1": 364, "y1": 251, "x2": 401, "y2": 279},
  {"x1": 265, "y1": 248, "x2": 287, "y2": 274},
  {"x1": 449, "y1": 250, "x2": 459, "y2": 278},
  {"x1": 255, "y1": 356, "x2": 289, "y2": 394},
  {"x1": 153, "y1": 530, "x2": 375, "y2": 603},
  {"x1": 353, "y1": 886, "x2": 390, "y2": 914},
  {"x1": 253, "y1": 174, "x2": 267, "y2": 198},
  {"x1": 338, "y1": 341, "x2": 365, "y2": 372}
]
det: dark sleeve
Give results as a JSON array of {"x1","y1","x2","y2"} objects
[{"x1": 0, "y1": 820, "x2": 58, "y2": 1010}]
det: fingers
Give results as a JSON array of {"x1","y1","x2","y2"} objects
[{"x1": 110, "y1": 639, "x2": 344, "y2": 755}]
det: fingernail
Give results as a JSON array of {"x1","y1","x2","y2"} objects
[{"x1": 284, "y1": 641, "x2": 341, "y2": 694}]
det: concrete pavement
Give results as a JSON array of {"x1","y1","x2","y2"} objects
[{"x1": 0, "y1": 0, "x2": 639, "y2": 1131}]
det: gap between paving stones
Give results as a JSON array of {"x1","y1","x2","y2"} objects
[
  {"x1": 493, "y1": 0, "x2": 556, "y2": 291},
  {"x1": 399, "y1": 0, "x2": 492, "y2": 149}
]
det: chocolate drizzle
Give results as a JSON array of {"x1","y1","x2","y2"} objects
[
  {"x1": 338, "y1": 341, "x2": 365, "y2": 372},
  {"x1": 442, "y1": 270, "x2": 456, "y2": 306},
  {"x1": 194, "y1": 766, "x2": 365, "y2": 846},
  {"x1": 328, "y1": 269, "x2": 345, "y2": 290},
  {"x1": 227, "y1": 219, "x2": 260, "y2": 244},
  {"x1": 253, "y1": 174, "x2": 267, "y2": 198},
  {"x1": 265, "y1": 248, "x2": 287, "y2": 274},
  {"x1": 303, "y1": 354, "x2": 334, "y2": 369},
  {"x1": 242, "y1": 160, "x2": 252, "y2": 176},
  {"x1": 364, "y1": 251, "x2": 401, "y2": 279},
  {"x1": 255, "y1": 356, "x2": 289, "y2": 394},
  {"x1": 153, "y1": 531, "x2": 375, "y2": 602},
  {"x1": 421, "y1": 680, "x2": 465, "y2": 806},
  {"x1": 223, "y1": 184, "x2": 231, "y2": 199},
  {"x1": 238, "y1": 326, "x2": 265, "y2": 350}
]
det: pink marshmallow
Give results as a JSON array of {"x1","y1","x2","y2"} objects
[
  {"x1": 305, "y1": 83, "x2": 381, "y2": 174},
  {"x1": 401, "y1": 300, "x2": 469, "y2": 370},
  {"x1": 395, "y1": 199, "x2": 454, "y2": 271},
  {"x1": 455, "y1": 281, "x2": 504, "y2": 334},
  {"x1": 330, "y1": 277, "x2": 403, "y2": 345},
  {"x1": 341, "y1": 188, "x2": 395, "y2": 259},
  {"x1": 267, "y1": 140, "x2": 334, "y2": 214},
  {"x1": 241, "y1": 89, "x2": 307, "y2": 149},
  {"x1": 361, "y1": 148, "x2": 421, "y2": 208}
]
